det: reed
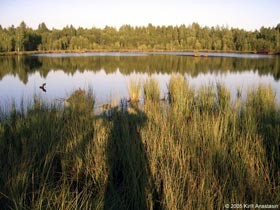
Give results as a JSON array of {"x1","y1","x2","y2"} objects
[
  {"x1": 0, "y1": 81, "x2": 279, "y2": 210},
  {"x1": 128, "y1": 79, "x2": 141, "y2": 102},
  {"x1": 143, "y1": 78, "x2": 160, "y2": 102},
  {"x1": 168, "y1": 74, "x2": 194, "y2": 118}
]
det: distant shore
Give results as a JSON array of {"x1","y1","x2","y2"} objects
[{"x1": 0, "y1": 49, "x2": 278, "y2": 56}]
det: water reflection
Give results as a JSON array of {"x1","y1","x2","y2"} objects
[{"x1": 0, "y1": 53, "x2": 279, "y2": 111}]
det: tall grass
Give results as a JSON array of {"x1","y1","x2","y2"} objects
[
  {"x1": 128, "y1": 79, "x2": 141, "y2": 102},
  {"x1": 168, "y1": 74, "x2": 194, "y2": 118},
  {"x1": 143, "y1": 78, "x2": 160, "y2": 102},
  {"x1": 0, "y1": 79, "x2": 279, "y2": 210}
]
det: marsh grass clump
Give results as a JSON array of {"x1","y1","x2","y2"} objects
[
  {"x1": 128, "y1": 79, "x2": 141, "y2": 102},
  {"x1": 216, "y1": 82, "x2": 231, "y2": 113},
  {"x1": 168, "y1": 74, "x2": 195, "y2": 118},
  {"x1": 64, "y1": 88, "x2": 95, "y2": 113},
  {"x1": 244, "y1": 85, "x2": 280, "y2": 178},
  {"x1": 143, "y1": 78, "x2": 160, "y2": 102},
  {"x1": 0, "y1": 89, "x2": 97, "y2": 210},
  {"x1": 0, "y1": 83, "x2": 280, "y2": 210},
  {"x1": 168, "y1": 74, "x2": 190, "y2": 104},
  {"x1": 195, "y1": 84, "x2": 217, "y2": 113}
]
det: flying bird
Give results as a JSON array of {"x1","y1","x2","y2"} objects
[{"x1": 39, "y1": 83, "x2": 46, "y2": 92}]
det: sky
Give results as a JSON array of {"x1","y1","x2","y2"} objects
[{"x1": 0, "y1": 0, "x2": 279, "y2": 30}]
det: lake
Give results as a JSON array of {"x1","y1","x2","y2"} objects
[{"x1": 0, "y1": 52, "x2": 279, "y2": 112}]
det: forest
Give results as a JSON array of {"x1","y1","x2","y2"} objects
[{"x1": 0, "y1": 21, "x2": 280, "y2": 53}]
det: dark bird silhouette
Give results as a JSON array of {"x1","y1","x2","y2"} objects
[{"x1": 39, "y1": 83, "x2": 46, "y2": 92}]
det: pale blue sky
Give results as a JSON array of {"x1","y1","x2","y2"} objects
[{"x1": 0, "y1": 0, "x2": 279, "y2": 30}]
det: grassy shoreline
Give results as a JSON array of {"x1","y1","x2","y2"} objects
[
  {"x1": 0, "y1": 49, "x2": 277, "y2": 56},
  {"x1": 0, "y1": 78, "x2": 279, "y2": 209}
]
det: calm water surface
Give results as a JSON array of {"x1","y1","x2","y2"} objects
[{"x1": 0, "y1": 52, "x2": 279, "y2": 112}]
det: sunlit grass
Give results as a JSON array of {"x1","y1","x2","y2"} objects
[
  {"x1": 128, "y1": 79, "x2": 141, "y2": 102},
  {"x1": 143, "y1": 78, "x2": 160, "y2": 102},
  {"x1": 0, "y1": 80, "x2": 279, "y2": 210}
]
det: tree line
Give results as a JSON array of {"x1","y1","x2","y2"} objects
[{"x1": 0, "y1": 21, "x2": 280, "y2": 53}]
